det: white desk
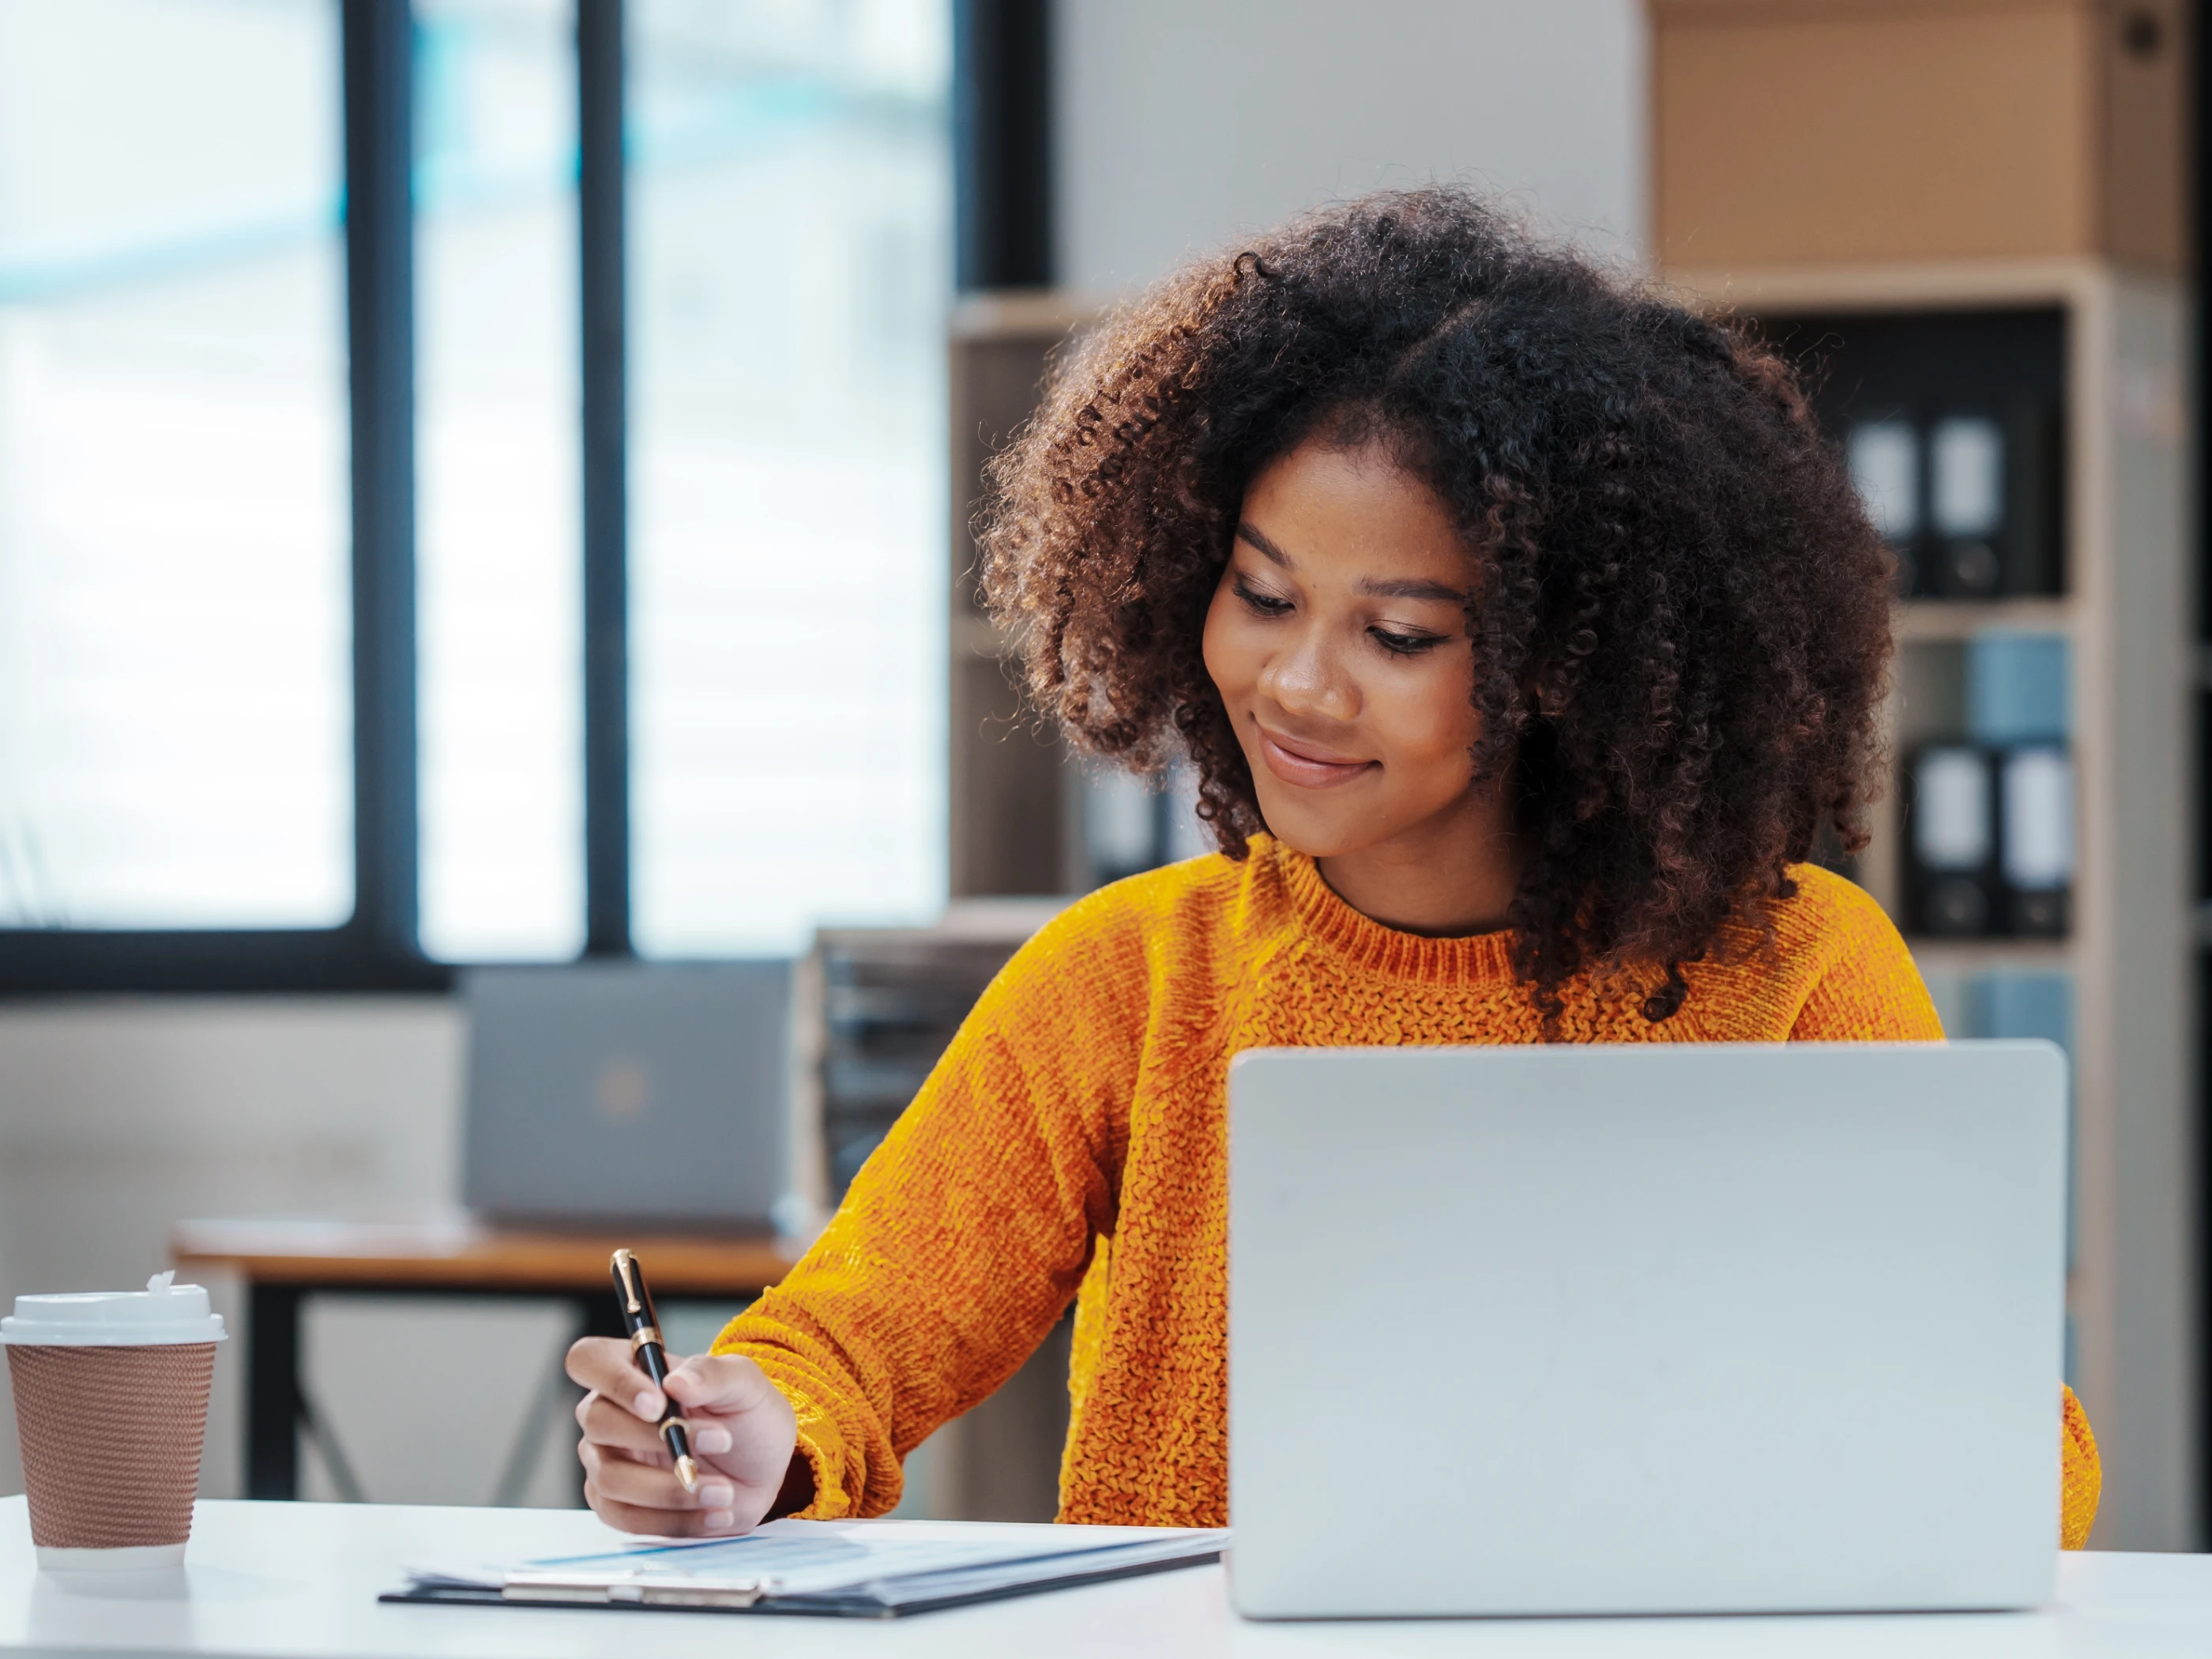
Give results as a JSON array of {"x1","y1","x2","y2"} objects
[{"x1": 2, "y1": 1496, "x2": 2210, "y2": 1658}]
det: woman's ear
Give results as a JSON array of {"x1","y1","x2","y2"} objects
[{"x1": 1516, "y1": 643, "x2": 1557, "y2": 723}]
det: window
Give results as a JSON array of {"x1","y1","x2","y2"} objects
[
  {"x1": 416, "y1": 0, "x2": 585, "y2": 961},
  {"x1": 0, "y1": 0, "x2": 974, "y2": 988},
  {"x1": 0, "y1": 0, "x2": 350, "y2": 931},
  {"x1": 628, "y1": 0, "x2": 950, "y2": 956}
]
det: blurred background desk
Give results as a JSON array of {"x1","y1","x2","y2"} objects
[{"x1": 171, "y1": 1218, "x2": 796, "y2": 1503}]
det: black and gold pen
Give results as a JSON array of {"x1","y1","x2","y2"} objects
[{"x1": 610, "y1": 1248, "x2": 698, "y2": 1493}]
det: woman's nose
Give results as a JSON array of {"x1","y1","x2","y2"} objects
[{"x1": 1262, "y1": 626, "x2": 1356, "y2": 720}]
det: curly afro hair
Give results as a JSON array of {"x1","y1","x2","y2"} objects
[{"x1": 979, "y1": 189, "x2": 1892, "y2": 1024}]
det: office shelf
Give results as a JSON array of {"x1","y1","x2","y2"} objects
[
  {"x1": 1894, "y1": 597, "x2": 2076, "y2": 644},
  {"x1": 1672, "y1": 255, "x2": 2192, "y2": 1549},
  {"x1": 1907, "y1": 938, "x2": 2078, "y2": 977}
]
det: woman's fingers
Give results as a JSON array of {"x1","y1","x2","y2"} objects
[
  {"x1": 574, "y1": 1390, "x2": 675, "y2": 1456},
  {"x1": 579, "y1": 1438, "x2": 739, "y2": 1512},
  {"x1": 565, "y1": 1335, "x2": 668, "y2": 1419},
  {"x1": 565, "y1": 1340, "x2": 782, "y2": 1426},
  {"x1": 660, "y1": 1352, "x2": 782, "y2": 1416},
  {"x1": 574, "y1": 1390, "x2": 735, "y2": 1457},
  {"x1": 583, "y1": 1477, "x2": 739, "y2": 1538}
]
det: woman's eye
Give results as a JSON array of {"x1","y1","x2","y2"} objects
[
  {"x1": 1234, "y1": 578, "x2": 1293, "y2": 616},
  {"x1": 1371, "y1": 627, "x2": 1443, "y2": 657}
]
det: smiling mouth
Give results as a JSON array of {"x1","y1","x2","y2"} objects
[{"x1": 1255, "y1": 724, "x2": 1377, "y2": 789}]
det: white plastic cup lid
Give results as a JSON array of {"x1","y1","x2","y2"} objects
[{"x1": 1, "y1": 1273, "x2": 227, "y2": 1346}]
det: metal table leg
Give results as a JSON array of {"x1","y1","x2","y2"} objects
[{"x1": 245, "y1": 1283, "x2": 303, "y2": 1499}]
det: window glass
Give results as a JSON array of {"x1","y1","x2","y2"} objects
[
  {"x1": 629, "y1": 0, "x2": 952, "y2": 956},
  {"x1": 0, "y1": 0, "x2": 349, "y2": 928},
  {"x1": 416, "y1": 0, "x2": 586, "y2": 961}
]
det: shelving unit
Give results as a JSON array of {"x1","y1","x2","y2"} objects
[
  {"x1": 945, "y1": 291, "x2": 1099, "y2": 899},
  {"x1": 1676, "y1": 263, "x2": 2193, "y2": 1552},
  {"x1": 1668, "y1": 257, "x2": 2195, "y2": 1559},
  {"x1": 1653, "y1": 0, "x2": 2195, "y2": 1551}
]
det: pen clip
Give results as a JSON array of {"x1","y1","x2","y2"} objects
[{"x1": 611, "y1": 1248, "x2": 644, "y2": 1316}]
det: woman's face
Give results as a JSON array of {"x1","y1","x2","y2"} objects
[{"x1": 1202, "y1": 436, "x2": 1488, "y2": 864}]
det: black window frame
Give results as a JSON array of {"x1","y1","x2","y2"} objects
[
  {"x1": 0, "y1": 0, "x2": 432, "y2": 995},
  {"x1": 0, "y1": 0, "x2": 1044, "y2": 995}
]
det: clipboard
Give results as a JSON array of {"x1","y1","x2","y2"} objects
[{"x1": 384, "y1": 1518, "x2": 1226, "y2": 1619}]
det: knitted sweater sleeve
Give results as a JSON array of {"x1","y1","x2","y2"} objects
[
  {"x1": 1783, "y1": 871, "x2": 1945, "y2": 1044},
  {"x1": 708, "y1": 893, "x2": 1143, "y2": 1518},
  {"x1": 1783, "y1": 868, "x2": 2101, "y2": 1549}
]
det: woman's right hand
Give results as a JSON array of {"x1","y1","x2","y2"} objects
[{"x1": 566, "y1": 1338, "x2": 805, "y2": 1536}]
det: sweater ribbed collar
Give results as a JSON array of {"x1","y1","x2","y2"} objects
[{"x1": 1260, "y1": 834, "x2": 1521, "y2": 987}]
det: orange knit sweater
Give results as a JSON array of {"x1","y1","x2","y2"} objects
[{"x1": 714, "y1": 836, "x2": 2101, "y2": 1548}]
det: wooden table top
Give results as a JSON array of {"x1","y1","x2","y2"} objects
[{"x1": 170, "y1": 1217, "x2": 801, "y2": 1294}]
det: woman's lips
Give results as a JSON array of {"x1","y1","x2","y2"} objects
[{"x1": 1256, "y1": 724, "x2": 1376, "y2": 789}]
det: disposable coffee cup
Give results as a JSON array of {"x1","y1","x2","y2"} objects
[{"x1": 2, "y1": 1272, "x2": 226, "y2": 1571}]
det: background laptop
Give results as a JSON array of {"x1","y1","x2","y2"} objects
[
  {"x1": 461, "y1": 961, "x2": 795, "y2": 1233},
  {"x1": 1228, "y1": 1041, "x2": 2068, "y2": 1619}
]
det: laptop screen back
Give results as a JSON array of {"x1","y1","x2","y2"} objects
[
  {"x1": 462, "y1": 961, "x2": 793, "y2": 1232},
  {"x1": 1227, "y1": 1040, "x2": 2067, "y2": 1618}
]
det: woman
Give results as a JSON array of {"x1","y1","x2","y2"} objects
[{"x1": 567, "y1": 190, "x2": 2101, "y2": 1548}]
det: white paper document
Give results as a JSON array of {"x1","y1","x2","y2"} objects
[{"x1": 393, "y1": 1516, "x2": 1227, "y2": 1618}]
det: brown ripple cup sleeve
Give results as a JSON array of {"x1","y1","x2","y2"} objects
[
  {"x1": 6, "y1": 1342, "x2": 216, "y2": 1551},
  {"x1": 2, "y1": 1274, "x2": 228, "y2": 1567}
]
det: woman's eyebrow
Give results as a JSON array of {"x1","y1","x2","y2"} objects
[
  {"x1": 1236, "y1": 521, "x2": 1293, "y2": 566},
  {"x1": 1355, "y1": 575, "x2": 1466, "y2": 603}
]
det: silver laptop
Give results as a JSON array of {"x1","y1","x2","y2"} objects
[
  {"x1": 1227, "y1": 1041, "x2": 2068, "y2": 1618},
  {"x1": 461, "y1": 961, "x2": 795, "y2": 1233}
]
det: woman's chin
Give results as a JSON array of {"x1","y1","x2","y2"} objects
[{"x1": 1248, "y1": 797, "x2": 1371, "y2": 863}]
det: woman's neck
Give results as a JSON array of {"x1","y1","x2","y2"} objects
[{"x1": 1311, "y1": 776, "x2": 1523, "y2": 938}]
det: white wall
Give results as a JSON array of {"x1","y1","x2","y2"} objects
[
  {"x1": 1054, "y1": 0, "x2": 1648, "y2": 294},
  {"x1": 0, "y1": 1000, "x2": 596, "y2": 1507}
]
